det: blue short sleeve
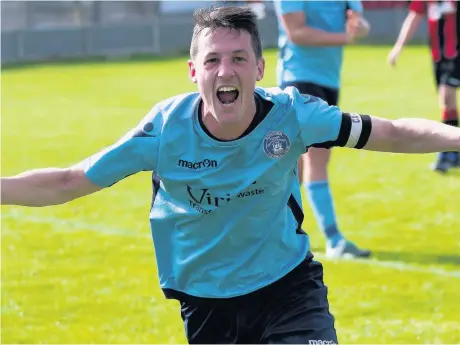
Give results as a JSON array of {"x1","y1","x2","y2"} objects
[
  {"x1": 289, "y1": 87, "x2": 344, "y2": 148},
  {"x1": 83, "y1": 105, "x2": 162, "y2": 187},
  {"x1": 347, "y1": 1, "x2": 363, "y2": 13}
]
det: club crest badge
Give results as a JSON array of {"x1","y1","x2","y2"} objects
[{"x1": 263, "y1": 131, "x2": 291, "y2": 159}]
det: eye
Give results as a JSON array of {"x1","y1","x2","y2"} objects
[
  {"x1": 205, "y1": 58, "x2": 218, "y2": 64},
  {"x1": 234, "y1": 57, "x2": 246, "y2": 62}
]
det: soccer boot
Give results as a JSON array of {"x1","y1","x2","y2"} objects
[
  {"x1": 448, "y1": 151, "x2": 459, "y2": 168},
  {"x1": 326, "y1": 239, "x2": 372, "y2": 259},
  {"x1": 432, "y1": 152, "x2": 453, "y2": 173}
]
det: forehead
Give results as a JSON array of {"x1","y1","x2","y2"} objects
[{"x1": 197, "y1": 27, "x2": 253, "y2": 56}]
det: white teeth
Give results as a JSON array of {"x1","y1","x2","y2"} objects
[{"x1": 218, "y1": 86, "x2": 237, "y2": 92}]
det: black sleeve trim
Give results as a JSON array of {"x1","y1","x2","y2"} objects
[
  {"x1": 309, "y1": 113, "x2": 351, "y2": 149},
  {"x1": 335, "y1": 113, "x2": 352, "y2": 147},
  {"x1": 308, "y1": 113, "x2": 372, "y2": 150},
  {"x1": 355, "y1": 115, "x2": 372, "y2": 149}
]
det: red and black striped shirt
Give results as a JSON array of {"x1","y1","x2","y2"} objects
[{"x1": 410, "y1": 0, "x2": 460, "y2": 62}]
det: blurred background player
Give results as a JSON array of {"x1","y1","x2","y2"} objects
[
  {"x1": 388, "y1": 0, "x2": 460, "y2": 172},
  {"x1": 272, "y1": 0, "x2": 372, "y2": 258}
]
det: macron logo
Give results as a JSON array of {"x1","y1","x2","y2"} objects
[{"x1": 178, "y1": 159, "x2": 218, "y2": 170}]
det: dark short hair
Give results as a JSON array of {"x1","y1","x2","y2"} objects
[{"x1": 190, "y1": 6, "x2": 263, "y2": 60}]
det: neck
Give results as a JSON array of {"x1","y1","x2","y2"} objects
[{"x1": 201, "y1": 99, "x2": 256, "y2": 141}]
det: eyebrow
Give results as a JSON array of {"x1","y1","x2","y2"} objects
[{"x1": 206, "y1": 49, "x2": 249, "y2": 56}]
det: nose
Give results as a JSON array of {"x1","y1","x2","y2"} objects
[{"x1": 217, "y1": 58, "x2": 235, "y2": 78}]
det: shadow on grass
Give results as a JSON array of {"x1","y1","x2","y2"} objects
[
  {"x1": 443, "y1": 169, "x2": 460, "y2": 177},
  {"x1": 371, "y1": 250, "x2": 460, "y2": 266},
  {"x1": 310, "y1": 246, "x2": 460, "y2": 267}
]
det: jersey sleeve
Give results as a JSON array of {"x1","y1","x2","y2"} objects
[
  {"x1": 83, "y1": 105, "x2": 162, "y2": 188},
  {"x1": 291, "y1": 88, "x2": 372, "y2": 149},
  {"x1": 346, "y1": 1, "x2": 363, "y2": 13},
  {"x1": 275, "y1": 0, "x2": 304, "y2": 15},
  {"x1": 409, "y1": 0, "x2": 425, "y2": 14}
]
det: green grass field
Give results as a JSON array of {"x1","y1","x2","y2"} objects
[{"x1": 2, "y1": 45, "x2": 460, "y2": 344}]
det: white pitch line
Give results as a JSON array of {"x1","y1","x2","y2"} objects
[{"x1": 3, "y1": 211, "x2": 460, "y2": 279}]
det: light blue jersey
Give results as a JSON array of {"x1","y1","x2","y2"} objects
[
  {"x1": 83, "y1": 87, "x2": 370, "y2": 299},
  {"x1": 274, "y1": 1, "x2": 363, "y2": 89}
]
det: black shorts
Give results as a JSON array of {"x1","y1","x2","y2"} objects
[
  {"x1": 179, "y1": 252, "x2": 338, "y2": 344},
  {"x1": 434, "y1": 57, "x2": 460, "y2": 88},
  {"x1": 281, "y1": 81, "x2": 340, "y2": 106}
]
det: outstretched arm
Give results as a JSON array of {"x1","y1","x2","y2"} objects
[
  {"x1": 1, "y1": 165, "x2": 102, "y2": 207},
  {"x1": 2, "y1": 104, "x2": 162, "y2": 208},
  {"x1": 294, "y1": 89, "x2": 459, "y2": 154},
  {"x1": 363, "y1": 117, "x2": 460, "y2": 153}
]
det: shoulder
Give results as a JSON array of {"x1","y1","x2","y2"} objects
[
  {"x1": 156, "y1": 92, "x2": 200, "y2": 122},
  {"x1": 255, "y1": 86, "x2": 324, "y2": 110},
  {"x1": 137, "y1": 92, "x2": 200, "y2": 137},
  {"x1": 157, "y1": 91, "x2": 199, "y2": 108},
  {"x1": 255, "y1": 86, "x2": 292, "y2": 105}
]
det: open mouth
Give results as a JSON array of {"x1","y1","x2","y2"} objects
[{"x1": 216, "y1": 86, "x2": 239, "y2": 106}]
